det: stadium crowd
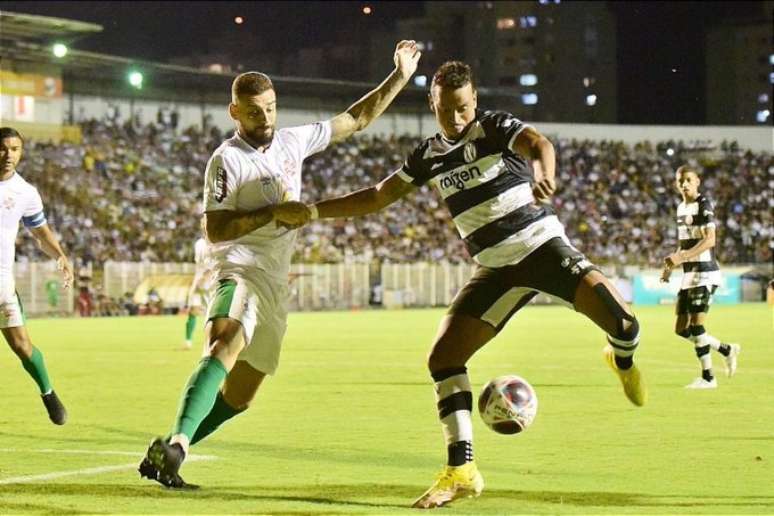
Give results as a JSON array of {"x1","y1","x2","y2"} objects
[{"x1": 15, "y1": 119, "x2": 772, "y2": 268}]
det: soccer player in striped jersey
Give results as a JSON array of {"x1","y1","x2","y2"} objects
[
  {"x1": 300, "y1": 61, "x2": 646, "y2": 509},
  {"x1": 0, "y1": 127, "x2": 71, "y2": 425},
  {"x1": 139, "y1": 41, "x2": 421, "y2": 489},
  {"x1": 661, "y1": 165, "x2": 740, "y2": 389}
]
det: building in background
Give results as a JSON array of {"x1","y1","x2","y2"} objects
[{"x1": 706, "y1": 2, "x2": 773, "y2": 125}]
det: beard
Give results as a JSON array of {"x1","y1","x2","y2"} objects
[{"x1": 247, "y1": 126, "x2": 275, "y2": 147}]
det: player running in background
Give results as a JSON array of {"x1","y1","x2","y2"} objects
[
  {"x1": 182, "y1": 231, "x2": 214, "y2": 350},
  {"x1": 661, "y1": 165, "x2": 740, "y2": 389},
  {"x1": 0, "y1": 127, "x2": 72, "y2": 425},
  {"x1": 139, "y1": 41, "x2": 421, "y2": 489},
  {"x1": 298, "y1": 61, "x2": 646, "y2": 509}
]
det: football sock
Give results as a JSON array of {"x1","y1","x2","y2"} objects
[
  {"x1": 607, "y1": 331, "x2": 639, "y2": 370},
  {"x1": 432, "y1": 367, "x2": 473, "y2": 467},
  {"x1": 21, "y1": 347, "x2": 53, "y2": 394},
  {"x1": 190, "y1": 391, "x2": 244, "y2": 445},
  {"x1": 690, "y1": 326, "x2": 716, "y2": 380},
  {"x1": 717, "y1": 343, "x2": 731, "y2": 357},
  {"x1": 185, "y1": 314, "x2": 197, "y2": 341},
  {"x1": 172, "y1": 357, "x2": 228, "y2": 441}
]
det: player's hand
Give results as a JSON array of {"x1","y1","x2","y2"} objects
[
  {"x1": 57, "y1": 256, "x2": 73, "y2": 289},
  {"x1": 664, "y1": 252, "x2": 683, "y2": 268},
  {"x1": 533, "y1": 177, "x2": 556, "y2": 203},
  {"x1": 660, "y1": 265, "x2": 672, "y2": 283},
  {"x1": 394, "y1": 40, "x2": 421, "y2": 80},
  {"x1": 272, "y1": 201, "x2": 311, "y2": 229}
]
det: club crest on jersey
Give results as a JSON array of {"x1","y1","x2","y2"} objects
[
  {"x1": 463, "y1": 142, "x2": 477, "y2": 163},
  {"x1": 1, "y1": 196, "x2": 15, "y2": 210}
]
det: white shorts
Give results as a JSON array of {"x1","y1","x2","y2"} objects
[
  {"x1": 187, "y1": 290, "x2": 208, "y2": 310},
  {"x1": 206, "y1": 269, "x2": 289, "y2": 375},
  {"x1": 0, "y1": 291, "x2": 25, "y2": 329}
]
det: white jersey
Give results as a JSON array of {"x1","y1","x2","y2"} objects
[
  {"x1": 203, "y1": 123, "x2": 331, "y2": 282},
  {"x1": 0, "y1": 172, "x2": 47, "y2": 297}
]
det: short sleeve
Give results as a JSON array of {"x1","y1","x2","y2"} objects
[
  {"x1": 397, "y1": 141, "x2": 432, "y2": 186},
  {"x1": 698, "y1": 197, "x2": 716, "y2": 228},
  {"x1": 284, "y1": 121, "x2": 332, "y2": 162},
  {"x1": 481, "y1": 111, "x2": 531, "y2": 154},
  {"x1": 22, "y1": 187, "x2": 47, "y2": 228},
  {"x1": 203, "y1": 152, "x2": 241, "y2": 211}
]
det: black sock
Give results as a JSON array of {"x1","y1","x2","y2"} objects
[
  {"x1": 718, "y1": 344, "x2": 731, "y2": 357},
  {"x1": 614, "y1": 355, "x2": 633, "y2": 370},
  {"x1": 702, "y1": 369, "x2": 714, "y2": 382},
  {"x1": 448, "y1": 440, "x2": 473, "y2": 466}
]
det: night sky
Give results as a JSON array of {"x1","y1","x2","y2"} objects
[{"x1": 2, "y1": 1, "x2": 767, "y2": 125}]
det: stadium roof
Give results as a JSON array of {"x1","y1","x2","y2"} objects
[{"x1": 0, "y1": 10, "x2": 102, "y2": 43}]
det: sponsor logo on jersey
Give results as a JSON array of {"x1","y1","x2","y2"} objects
[
  {"x1": 215, "y1": 166, "x2": 227, "y2": 202},
  {"x1": 685, "y1": 214, "x2": 693, "y2": 225},
  {"x1": 438, "y1": 166, "x2": 483, "y2": 191}
]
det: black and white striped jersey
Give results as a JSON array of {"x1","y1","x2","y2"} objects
[
  {"x1": 676, "y1": 193, "x2": 721, "y2": 288},
  {"x1": 396, "y1": 109, "x2": 566, "y2": 267}
]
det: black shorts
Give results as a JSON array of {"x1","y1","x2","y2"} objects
[
  {"x1": 449, "y1": 237, "x2": 599, "y2": 332},
  {"x1": 676, "y1": 285, "x2": 717, "y2": 315}
]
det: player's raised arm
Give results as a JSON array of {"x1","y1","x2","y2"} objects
[
  {"x1": 512, "y1": 126, "x2": 557, "y2": 202},
  {"x1": 306, "y1": 169, "x2": 415, "y2": 220},
  {"x1": 29, "y1": 224, "x2": 73, "y2": 289},
  {"x1": 328, "y1": 40, "x2": 421, "y2": 144}
]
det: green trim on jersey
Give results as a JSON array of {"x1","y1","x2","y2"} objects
[{"x1": 208, "y1": 279, "x2": 237, "y2": 321}]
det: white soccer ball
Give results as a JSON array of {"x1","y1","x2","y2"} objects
[{"x1": 478, "y1": 375, "x2": 538, "y2": 434}]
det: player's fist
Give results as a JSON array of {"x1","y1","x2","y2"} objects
[
  {"x1": 272, "y1": 201, "x2": 311, "y2": 229},
  {"x1": 664, "y1": 252, "x2": 683, "y2": 268},
  {"x1": 533, "y1": 177, "x2": 556, "y2": 202},
  {"x1": 57, "y1": 256, "x2": 73, "y2": 289},
  {"x1": 659, "y1": 265, "x2": 672, "y2": 283},
  {"x1": 394, "y1": 40, "x2": 421, "y2": 80}
]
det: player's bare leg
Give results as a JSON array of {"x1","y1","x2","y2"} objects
[
  {"x1": 573, "y1": 270, "x2": 647, "y2": 406},
  {"x1": 412, "y1": 314, "x2": 493, "y2": 509},
  {"x1": 2, "y1": 326, "x2": 66, "y2": 425}
]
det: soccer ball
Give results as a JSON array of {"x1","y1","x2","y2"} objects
[{"x1": 478, "y1": 375, "x2": 538, "y2": 434}]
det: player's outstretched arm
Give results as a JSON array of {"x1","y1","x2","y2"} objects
[
  {"x1": 205, "y1": 201, "x2": 309, "y2": 242},
  {"x1": 309, "y1": 170, "x2": 415, "y2": 219},
  {"x1": 328, "y1": 40, "x2": 421, "y2": 144},
  {"x1": 512, "y1": 126, "x2": 556, "y2": 202},
  {"x1": 30, "y1": 224, "x2": 73, "y2": 289}
]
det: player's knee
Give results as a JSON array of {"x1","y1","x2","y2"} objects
[
  {"x1": 615, "y1": 316, "x2": 640, "y2": 342},
  {"x1": 222, "y1": 389, "x2": 254, "y2": 411},
  {"x1": 675, "y1": 326, "x2": 691, "y2": 339},
  {"x1": 689, "y1": 325, "x2": 706, "y2": 337}
]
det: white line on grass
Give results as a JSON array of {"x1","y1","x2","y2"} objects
[{"x1": 0, "y1": 449, "x2": 217, "y2": 485}]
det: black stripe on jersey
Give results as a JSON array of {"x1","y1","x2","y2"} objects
[
  {"x1": 437, "y1": 391, "x2": 473, "y2": 419},
  {"x1": 679, "y1": 238, "x2": 701, "y2": 250},
  {"x1": 445, "y1": 171, "x2": 525, "y2": 217},
  {"x1": 683, "y1": 261, "x2": 720, "y2": 272},
  {"x1": 463, "y1": 204, "x2": 551, "y2": 257}
]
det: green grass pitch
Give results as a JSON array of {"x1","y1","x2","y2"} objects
[{"x1": 0, "y1": 304, "x2": 771, "y2": 514}]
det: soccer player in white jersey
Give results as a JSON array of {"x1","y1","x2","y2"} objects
[
  {"x1": 140, "y1": 40, "x2": 421, "y2": 488},
  {"x1": 182, "y1": 233, "x2": 214, "y2": 350},
  {"x1": 661, "y1": 165, "x2": 740, "y2": 389},
  {"x1": 0, "y1": 127, "x2": 72, "y2": 425},
  {"x1": 297, "y1": 62, "x2": 647, "y2": 508}
]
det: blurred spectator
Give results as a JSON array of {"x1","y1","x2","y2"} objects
[{"x1": 14, "y1": 120, "x2": 771, "y2": 269}]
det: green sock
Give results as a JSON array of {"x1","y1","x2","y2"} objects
[
  {"x1": 172, "y1": 357, "x2": 228, "y2": 440},
  {"x1": 21, "y1": 347, "x2": 53, "y2": 394},
  {"x1": 185, "y1": 314, "x2": 197, "y2": 341},
  {"x1": 190, "y1": 391, "x2": 245, "y2": 445}
]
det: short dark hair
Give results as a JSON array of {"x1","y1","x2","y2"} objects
[
  {"x1": 231, "y1": 72, "x2": 274, "y2": 100},
  {"x1": 676, "y1": 165, "x2": 699, "y2": 178},
  {"x1": 432, "y1": 61, "x2": 475, "y2": 90},
  {"x1": 0, "y1": 127, "x2": 23, "y2": 143}
]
